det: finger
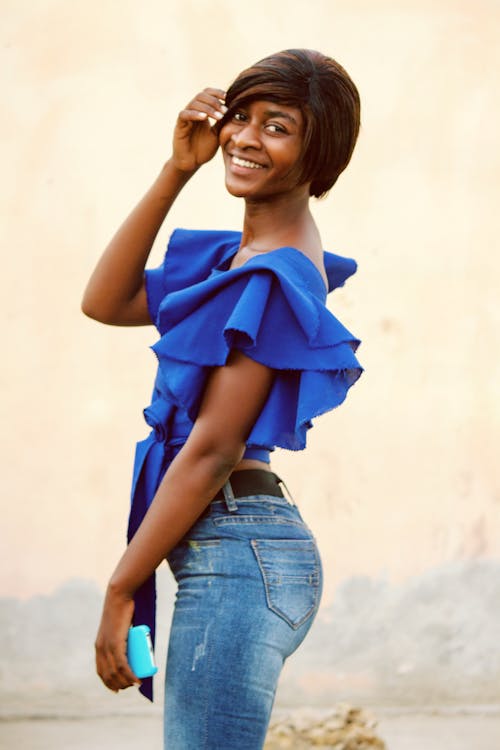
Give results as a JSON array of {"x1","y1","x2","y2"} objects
[
  {"x1": 183, "y1": 92, "x2": 228, "y2": 121},
  {"x1": 103, "y1": 661, "x2": 137, "y2": 692},
  {"x1": 180, "y1": 105, "x2": 225, "y2": 124},
  {"x1": 113, "y1": 650, "x2": 142, "y2": 689},
  {"x1": 96, "y1": 647, "x2": 119, "y2": 693},
  {"x1": 178, "y1": 108, "x2": 211, "y2": 123},
  {"x1": 107, "y1": 665, "x2": 137, "y2": 691},
  {"x1": 106, "y1": 645, "x2": 140, "y2": 691},
  {"x1": 194, "y1": 90, "x2": 227, "y2": 110},
  {"x1": 200, "y1": 87, "x2": 226, "y2": 102},
  {"x1": 96, "y1": 644, "x2": 139, "y2": 692}
]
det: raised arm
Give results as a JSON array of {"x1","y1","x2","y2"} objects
[
  {"x1": 95, "y1": 350, "x2": 275, "y2": 691},
  {"x1": 81, "y1": 88, "x2": 227, "y2": 325}
]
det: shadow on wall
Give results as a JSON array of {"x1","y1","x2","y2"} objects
[
  {"x1": 278, "y1": 559, "x2": 500, "y2": 707},
  {"x1": 1, "y1": 560, "x2": 499, "y2": 717}
]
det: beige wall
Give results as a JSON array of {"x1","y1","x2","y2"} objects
[{"x1": 2, "y1": 0, "x2": 499, "y2": 611}]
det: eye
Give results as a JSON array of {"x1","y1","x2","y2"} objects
[
  {"x1": 233, "y1": 111, "x2": 248, "y2": 122},
  {"x1": 266, "y1": 123, "x2": 287, "y2": 135}
]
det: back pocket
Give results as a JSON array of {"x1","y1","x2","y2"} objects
[{"x1": 251, "y1": 539, "x2": 321, "y2": 629}]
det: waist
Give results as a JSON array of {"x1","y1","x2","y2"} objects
[
  {"x1": 143, "y1": 399, "x2": 272, "y2": 462},
  {"x1": 211, "y1": 469, "x2": 287, "y2": 504}
]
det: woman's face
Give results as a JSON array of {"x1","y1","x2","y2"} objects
[{"x1": 219, "y1": 99, "x2": 308, "y2": 201}]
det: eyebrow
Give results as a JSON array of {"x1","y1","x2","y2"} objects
[{"x1": 263, "y1": 109, "x2": 299, "y2": 126}]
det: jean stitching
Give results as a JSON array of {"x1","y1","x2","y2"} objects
[
  {"x1": 210, "y1": 495, "x2": 292, "y2": 505},
  {"x1": 201, "y1": 547, "x2": 224, "y2": 750},
  {"x1": 250, "y1": 539, "x2": 321, "y2": 631},
  {"x1": 213, "y1": 516, "x2": 306, "y2": 528}
]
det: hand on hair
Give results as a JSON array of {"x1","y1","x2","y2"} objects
[{"x1": 172, "y1": 88, "x2": 227, "y2": 173}]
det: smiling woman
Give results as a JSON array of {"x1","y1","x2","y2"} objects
[
  {"x1": 220, "y1": 101, "x2": 305, "y2": 201},
  {"x1": 82, "y1": 48, "x2": 362, "y2": 750},
  {"x1": 222, "y1": 49, "x2": 360, "y2": 197}
]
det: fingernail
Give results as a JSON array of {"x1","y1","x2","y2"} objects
[
  {"x1": 214, "y1": 111, "x2": 224, "y2": 120},
  {"x1": 220, "y1": 105, "x2": 228, "y2": 114}
]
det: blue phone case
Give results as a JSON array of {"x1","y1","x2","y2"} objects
[{"x1": 127, "y1": 625, "x2": 158, "y2": 678}]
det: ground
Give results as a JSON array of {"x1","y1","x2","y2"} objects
[{"x1": 2, "y1": 708, "x2": 500, "y2": 750}]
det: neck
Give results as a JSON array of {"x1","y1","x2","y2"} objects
[{"x1": 240, "y1": 188, "x2": 317, "y2": 251}]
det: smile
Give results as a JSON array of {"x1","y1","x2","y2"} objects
[{"x1": 231, "y1": 156, "x2": 265, "y2": 170}]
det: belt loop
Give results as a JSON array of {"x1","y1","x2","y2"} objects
[
  {"x1": 277, "y1": 476, "x2": 296, "y2": 506},
  {"x1": 222, "y1": 478, "x2": 238, "y2": 512}
]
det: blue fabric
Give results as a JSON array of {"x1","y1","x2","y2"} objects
[
  {"x1": 128, "y1": 228, "x2": 362, "y2": 700},
  {"x1": 164, "y1": 494, "x2": 322, "y2": 748}
]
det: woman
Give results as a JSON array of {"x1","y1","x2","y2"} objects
[{"x1": 83, "y1": 48, "x2": 362, "y2": 749}]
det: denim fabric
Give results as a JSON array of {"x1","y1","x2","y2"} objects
[{"x1": 164, "y1": 492, "x2": 323, "y2": 749}]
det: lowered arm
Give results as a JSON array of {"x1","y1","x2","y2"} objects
[{"x1": 95, "y1": 349, "x2": 274, "y2": 691}]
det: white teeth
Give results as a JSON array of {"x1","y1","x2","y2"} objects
[{"x1": 232, "y1": 156, "x2": 264, "y2": 169}]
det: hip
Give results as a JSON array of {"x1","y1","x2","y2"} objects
[{"x1": 167, "y1": 476, "x2": 322, "y2": 630}]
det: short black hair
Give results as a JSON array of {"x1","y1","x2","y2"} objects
[{"x1": 224, "y1": 49, "x2": 361, "y2": 198}]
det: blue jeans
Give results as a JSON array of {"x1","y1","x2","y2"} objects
[{"x1": 164, "y1": 486, "x2": 323, "y2": 749}]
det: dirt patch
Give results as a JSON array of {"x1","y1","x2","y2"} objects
[{"x1": 265, "y1": 704, "x2": 386, "y2": 749}]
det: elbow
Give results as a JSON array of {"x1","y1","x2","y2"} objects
[
  {"x1": 81, "y1": 285, "x2": 102, "y2": 321},
  {"x1": 185, "y1": 437, "x2": 245, "y2": 483},
  {"x1": 80, "y1": 300, "x2": 108, "y2": 324},
  {"x1": 80, "y1": 295, "x2": 99, "y2": 321},
  {"x1": 205, "y1": 445, "x2": 245, "y2": 480},
  {"x1": 80, "y1": 293, "x2": 118, "y2": 325}
]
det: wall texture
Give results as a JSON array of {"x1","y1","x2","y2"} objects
[{"x1": 1, "y1": 0, "x2": 499, "y2": 712}]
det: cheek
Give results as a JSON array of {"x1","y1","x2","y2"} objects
[
  {"x1": 218, "y1": 122, "x2": 233, "y2": 149},
  {"x1": 287, "y1": 143, "x2": 306, "y2": 175},
  {"x1": 275, "y1": 143, "x2": 304, "y2": 172}
]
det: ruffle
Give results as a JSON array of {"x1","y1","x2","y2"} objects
[
  {"x1": 151, "y1": 247, "x2": 362, "y2": 451},
  {"x1": 145, "y1": 229, "x2": 240, "y2": 326},
  {"x1": 324, "y1": 252, "x2": 358, "y2": 292},
  {"x1": 144, "y1": 229, "x2": 358, "y2": 326}
]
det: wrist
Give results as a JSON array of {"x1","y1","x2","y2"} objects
[
  {"x1": 150, "y1": 158, "x2": 196, "y2": 202},
  {"x1": 106, "y1": 576, "x2": 135, "y2": 602},
  {"x1": 163, "y1": 156, "x2": 198, "y2": 181}
]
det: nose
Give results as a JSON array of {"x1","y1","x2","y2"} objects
[{"x1": 230, "y1": 121, "x2": 262, "y2": 150}]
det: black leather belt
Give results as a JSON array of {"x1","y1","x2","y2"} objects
[{"x1": 212, "y1": 470, "x2": 285, "y2": 502}]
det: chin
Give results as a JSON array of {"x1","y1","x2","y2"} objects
[
  {"x1": 224, "y1": 181, "x2": 243, "y2": 198},
  {"x1": 224, "y1": 178, "x2": 257, "y2": 199}
]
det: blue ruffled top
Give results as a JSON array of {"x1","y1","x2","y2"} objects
[{"x1": 128, "y1": 228, "x2": 362, "y2": 699}]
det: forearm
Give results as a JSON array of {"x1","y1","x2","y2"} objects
[
  {"x1": 81, "y1": 159, "x2": 194, "y2": 324},
  {"x1": 108, "y1": 443, "x2": 243, "y2": 597}
]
